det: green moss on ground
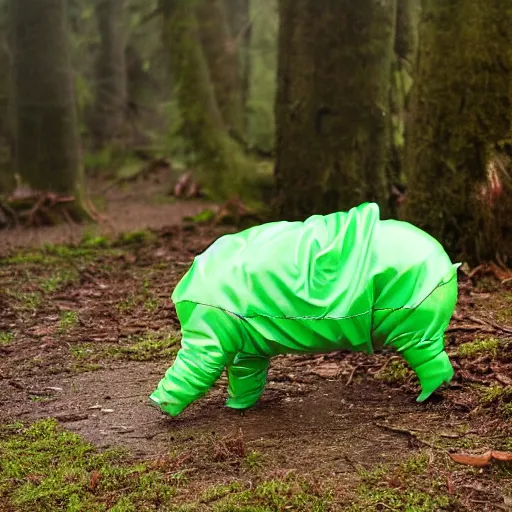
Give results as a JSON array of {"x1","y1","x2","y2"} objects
[{"x1": 0, "y1": 419, "x2": 178, "y2": 511}]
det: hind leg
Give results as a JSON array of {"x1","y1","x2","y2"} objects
[
  {"x1": 226, "y1": 353, "x2": 270, "y2": 410},
  {"x1": 391, "y1": 275, "x2": 458, "y2": 401}
]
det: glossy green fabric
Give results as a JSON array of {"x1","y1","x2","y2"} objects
[{"x1": 150, "y1": 203, "x2": 459, "y2": 416}]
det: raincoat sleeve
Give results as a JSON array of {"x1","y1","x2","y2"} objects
[{"x1": 150, "y1": 302, "x2": 238, "y2": 416}]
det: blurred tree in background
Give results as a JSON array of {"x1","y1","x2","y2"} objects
[
  {"x1": 0, "y1": 0, "x2": 12, "y2": 193},
  {"x1": 196, "y1": 0, "x2": 244, "y2": 137},
  {"x1": 274, "y1": 0, "x2": 397, "y2": 220},
  {"x1": 8, "y1": 0, "x2": 86, "y2": 213},
  {"x1": 404, "y1": 0, "x2": 512, "y2": 264},
  {"x1": 225, "y1": 0, "x2": 251, "y2": 110},
  {"x1": 91, "y1": 0, "x2": 127, "y2": 149}
]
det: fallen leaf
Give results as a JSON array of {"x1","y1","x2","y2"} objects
[
  {"x1": 89, "y1": 470, "x2": 100, "y2": 490},
  {"x1": 449, "y1": 450, "x2": 512, "y2": 467},
  {"x1": 310, "y1": 363, "x2": 342, "y2": 379},
  {"x1": 491, "y1": 451, "x2": 512, "y2": 462},
  {"x1": 450, "y1": 451, "x2": 492, "y2": 467}
]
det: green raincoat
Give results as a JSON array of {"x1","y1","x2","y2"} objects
[{"x1": 150, "y1": 202, "x2": 459, "y2": 417}]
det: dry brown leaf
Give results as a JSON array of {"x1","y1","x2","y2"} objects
[
  {"x1": 449, "y1": 451, "x2": 492, "y2": 467},
  {"x1": 491, "y1": 451, "x2": 512, "y2": 462},
  {"x1": 311, "y1": 363, "x2": 342, "y2": 379},
  {"x1": 89, "y1": 470, "x2": 100, "y2": 490},
  {"x1": 449, "y1": 450, "x2": 512, "y2": 467}
]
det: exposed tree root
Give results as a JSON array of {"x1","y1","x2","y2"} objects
[{"x1": 1, "y1": 187, "x2": 102, "y2": 228}]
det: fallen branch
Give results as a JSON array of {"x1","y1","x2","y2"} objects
[{"x1": 467, "y1": 315, "x2": 512, "y2": 334}]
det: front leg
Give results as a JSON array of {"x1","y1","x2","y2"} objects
[{"x1": 150, "y1": 303, "x2": 238, "y2": 416}]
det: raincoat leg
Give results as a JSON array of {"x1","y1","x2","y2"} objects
[
  {"x1": 226, "y1": 353, "x2": 270, "y2": 410},
  {"x1": 150, "y1": 302, "x2": 239, "y2": 416},
  {"x1": 390, "y1": 275, "x2": 458, "y2": 401}
]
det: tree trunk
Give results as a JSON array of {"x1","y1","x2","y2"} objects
[
  {"x1": 246, "y1": 0, "x2": 278, "y2": 153},
  {"x1": 160, "y1": 0, "x2": 252, "y2": 199},
  {"x1": 196, "y1": 0, "x2": 245, "y2": 136},
  {"x1": 9, "y1": 0, "x2": 84, "y2": 199},
  {"x1": 225, "y1": 0, "x2": 251, "y2": 109},
  {"x1": 0, "y1": 1, "x2": 13, "y2": 192},
  {"x1": 403, "y1": 0, "x2": 512, "y2": 263},
  {"x1": 93, "y1": 0, "x2": 127, "y2": 148},
  {"x1": 395, "y1": 0, "x2": 418, "y2": 62},
  {"x1": 274, "y1": 0, "x2": 397, "y2": 220},
  {"x1": 387, "y1": 0, "x2": 418, "y2": 215}
]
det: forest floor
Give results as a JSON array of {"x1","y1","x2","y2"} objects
[{"x1": 0, "y1": 175, "x2": 511, "y2": 511}]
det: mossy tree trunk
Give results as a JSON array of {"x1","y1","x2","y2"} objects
[
  {"x1": 9, "y1": 0, "x2": 85, "y2": 201},
  {"x1": 196, "y1": 0, "x2": 245, "y2": 137},
  {"x1": 246, "y1": 0, "x2": 278, "y2": 154},
  {"x1": 395, "y1": 0, "x2": 418, "y2": 63},
  {"x1": 160, "y1": 0, "x2": 253, "y2": 199},
  {"x1": 0, "y1": 0, "x2": 13, "y2": 192},
  {"x1": 403, "y1": 0, "x2": 512, "y2": 263},
  {"x1": 387, "y1": 0, "x2": 419, "y2": 214},
  {"x1": 274, "y1": 0, "x2": 397, "y2": 220},
  {"x1": 225, "y1": 0, "x2": 251, "y2": 109},
  {"x1": 93, "y1": 0, "x2": 127, "y2": 148}
]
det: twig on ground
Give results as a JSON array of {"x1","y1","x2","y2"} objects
[
  {"x1": 467, "y1": 315, "x2": 512, "y2": 334},
  {"x1": 346, "y1": 365, "x2": 359, "y2": 386},
  {"x1": 374, "y1": 422, "x2": 446, "y2": 452}
]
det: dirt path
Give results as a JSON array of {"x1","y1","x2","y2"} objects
[
  {"x1": 1, "y1": 174, "x2": 213, "y2": 254},
  {"x1": 1, "y1": 189, "x2": 511, "y2": 511}
]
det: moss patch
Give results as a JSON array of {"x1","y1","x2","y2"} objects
[
  {"x1": 191, "y1": 477, "x2": 333, "y2": 511},
  {"x1": 478, "y1": 384, "x2": 512, "y2": 417},
  {"x1": 374, "y1": 359, "x2": 411, "y2": 383},
  {"x1": 457, "y1": 337, "x2": 501, "y2": 358},
  {"x1": 0, "y1": 419, "x2": 178, "y2": 511},
  {"x1": 346, "y1": 453, "x2": 459, "y2": 511},
  {"x1": 59, "y1": 310, "x2": 80, "y2": 333},
  {"x1": 0, "y1": 331, "x2": 14, "y2": 345},
  {"x1": 70, "y1": 331, "x2": 179, "y2": 364}
]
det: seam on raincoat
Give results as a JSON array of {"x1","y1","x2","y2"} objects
[{"x1": 173, "y1": 272, "x2": 458, "y2": 322}]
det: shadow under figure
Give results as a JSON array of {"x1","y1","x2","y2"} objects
[{"x1": 150, "y1": 202, "x2": 459, "y2": 417}]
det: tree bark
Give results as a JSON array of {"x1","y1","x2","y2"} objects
[
  {"x1": 395, "y1": 0, "x2": 418, "y2": 62},
  {"x1": 0, "y1": 1, "x2": 13, "y2": 192},
  {"x1": 403, "y1": 0, "x2": 512, "y2": 263},
  {"x1": 274, "y1": 0, "x2": 397, "y2": 220},
  {"x1": 9, "y1": 0, "x2": 84, "y2": 199},
  {"x1": 196, "y1": 0, "x2": 245, "y2": 136},
  {"x1": 93, "y1": 0, "x2": 127, "y2": 147}
]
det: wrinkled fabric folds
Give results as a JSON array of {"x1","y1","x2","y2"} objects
[{"x1": 150, "y1": 203, "x2": 458, "y2": 416}]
